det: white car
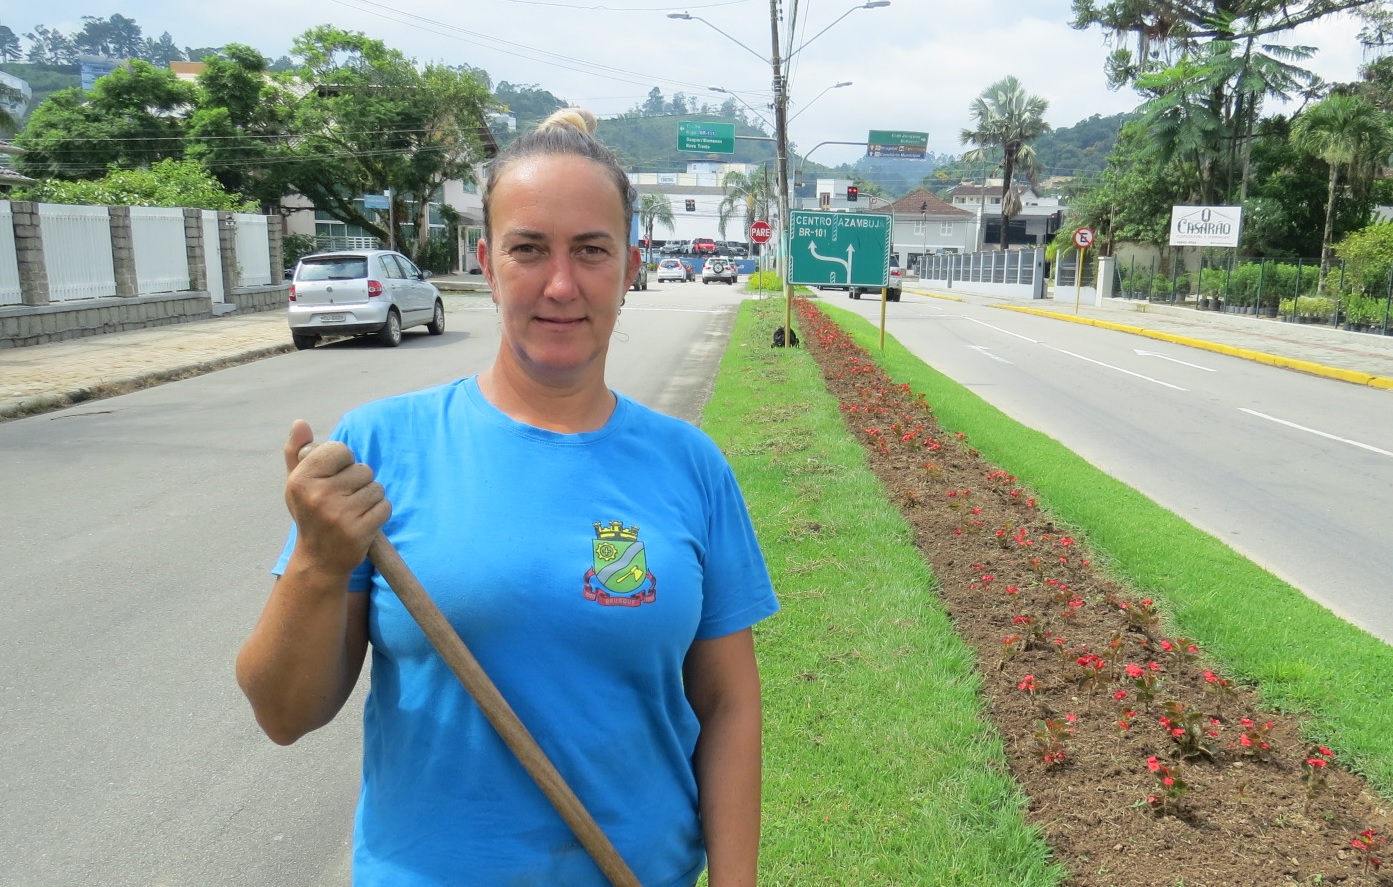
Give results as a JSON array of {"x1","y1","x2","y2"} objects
[
  {"x1": 656, "y1": 259, "x2": 688, "y2": 282},
  {"x1": 288, "y1": 249, "x2": 444, "y2": 349},
  {"x1": 701, "y1": 257, "x2": 738, "y2": 285}
]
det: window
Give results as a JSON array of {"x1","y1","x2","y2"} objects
[
  {"x1": 940, "y1": 222, "x2": 954, "y2": 236},
  {"x1": 913, "y1": 220, "x2": 927, "y2": 236},
  {"x1": 380, "y1": 254, "x2": 408, "y2": 279}
]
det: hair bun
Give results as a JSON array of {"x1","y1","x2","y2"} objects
[{"x1": 539, "y1": 108, "x2": 598, "y2": 137}]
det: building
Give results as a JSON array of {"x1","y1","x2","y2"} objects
[
  {"x1": 864, "y1": 189, "x2": 978, "y2": 269},
  {"x1": 946, "y1": 180, "x2": 1064, "y2": 248}
]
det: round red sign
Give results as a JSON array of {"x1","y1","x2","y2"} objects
[
  {"x1": 1073, "y1": 226, "x2": 1095, "y2": 249},
  {"x1": 749, "y1": 220, "x2": 773, "y2": 244}
]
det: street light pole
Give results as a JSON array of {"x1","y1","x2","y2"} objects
[{"x1": 769, "y1": 0, "x2": 795, "y2": 344}]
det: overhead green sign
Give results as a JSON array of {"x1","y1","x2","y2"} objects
[
  {"x1": 788, "y1": 210, "x2": 891, "y2": 288},
  {"x1": 867, "y1": 130, "x2": 928, "y2": 159},
  {"x1": 677, "y1": 121, "x2": 736, "y2": 154}
]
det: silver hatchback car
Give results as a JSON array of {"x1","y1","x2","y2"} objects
[{"x1": 288, "y1": 249, "x2": 445, "y2": 349}]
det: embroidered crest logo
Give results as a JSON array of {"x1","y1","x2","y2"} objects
[{"x1": 584, "y1": 521, "x2": 657, "y2": 607}]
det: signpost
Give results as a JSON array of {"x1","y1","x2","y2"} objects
[
  {"x1": 1072, "y1": 226, "x2": 1095, "y2": 314},
  {"x1": 866, "y1": 130, "x2": 929, "y2": 159},
  {"x1": 677, "y1": 121, "x2": 736, "y2": 154}
]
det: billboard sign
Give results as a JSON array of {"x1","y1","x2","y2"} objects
[
  {"x1": 1169, "y1": 205, "x2": 1243, "y2": 247},
  {"x1": 788, "y1": 210, "x2": 891, "y2": 288}
]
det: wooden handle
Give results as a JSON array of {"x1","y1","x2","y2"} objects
[{"x1": 366, "y1": 534, "x2": 642, "y2": 887}]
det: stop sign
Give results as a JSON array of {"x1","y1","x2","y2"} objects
[{"x1": 749, "y1": 220, "x2": 773, "y2": 244}]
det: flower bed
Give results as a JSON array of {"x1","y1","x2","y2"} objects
[{"x1": 794, "y1": 296, "x2": 1393, "y2": 886}]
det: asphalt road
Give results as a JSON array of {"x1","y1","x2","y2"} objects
[
  {"x1": 838, "y1": 292, "x2": 1393, "y2": 643},
  {"x1": 0, "y1": 281, "x2": 743, "y2": 887}
]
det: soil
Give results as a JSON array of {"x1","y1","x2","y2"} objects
[{"x1": 794, "y1": 298, "x2": 1393, "y2": 887}]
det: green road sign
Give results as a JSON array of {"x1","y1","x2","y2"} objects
[
  {"x1": 788, "y1": 210, "x2": 891, "y2": 288},
  {"x1": 677, "y1": 121, "x2": 736, "y2": 154},
  {"x1": 867, "y1": 129, "x2": 928, "y2": 159}
]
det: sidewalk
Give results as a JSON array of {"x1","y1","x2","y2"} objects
[
  {"x1": 4, "y1": 282, "x2": 1390, "y2": 422},
  {"x1": 0, "y1": 275, "x2": 491, "y2": 420}
]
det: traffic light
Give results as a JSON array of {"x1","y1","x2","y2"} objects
[
  {"x1": 685, "y1": 199, "x2": 696, "y2": 212},
  {"x1": 846, "y1": 186, "x2": 858, "y2": 203}
]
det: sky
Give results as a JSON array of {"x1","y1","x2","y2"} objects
[{"x1": 11, "y1": 0, "x2": 1376, "y2": 167}]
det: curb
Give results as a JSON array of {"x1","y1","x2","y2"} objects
[
  {"x1": 0, "y1": 343, "x2": 296, "y2": 422},
  {"x1": 996, "y1": 305, "x2": 1393, "y2": 391}
]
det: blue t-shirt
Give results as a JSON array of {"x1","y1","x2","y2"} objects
[{"x1": 274, "y1": 376, "x2": 779, "y2": 886}]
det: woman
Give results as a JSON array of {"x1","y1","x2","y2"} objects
[{"x1": 236, "y1": 109, "x2": 779, "y2": 886}]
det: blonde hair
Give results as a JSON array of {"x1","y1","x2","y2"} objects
[{"x1": 481, "y1": 108, "x2": 634, "y2": 240}]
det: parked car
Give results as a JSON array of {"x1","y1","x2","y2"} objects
[
  {"x1": 659, "y1": 241, "x2": 686, "y2": 256},
  {"x1": 702, "y1": 256, "x2": 738, "y2": 285},
  {"x1": 691, "y1": 237, "x2": 718, "y2": 256},
  {"x1": 287, "y1": 249, "x2": 445, "y2": 350},
  {"x1": 656, "y1": 258, "x2": 688, "y2": 282},
  {"x1": 631, "y1": 260, "x2": 649, "y2": 291}
]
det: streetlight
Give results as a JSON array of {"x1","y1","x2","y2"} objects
[
  {"x1": 787, "y1": 81, "x2": 852, "y2": 124},
  {"x1": 786, "y1": 2, "x2": 891, "y2": 62},
  {"x1": 670, "y1": 2, "x2": 889, "y2": 343}
]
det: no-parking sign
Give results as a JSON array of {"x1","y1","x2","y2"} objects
[{"x1": 1073, "y1": 227, "x2": 1095, "y2": 249}]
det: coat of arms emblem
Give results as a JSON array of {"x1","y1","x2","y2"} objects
[{"x1": 583, "y1": 521, "x2": 657, "y2": 606}]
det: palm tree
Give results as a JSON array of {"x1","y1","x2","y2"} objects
[
  {"x1": 636, "y1": 192, "x2": 674, "y2": 263},
  {"x1": 717, "y1": 168, "x2": 775, "y2": 256},
  {"x1": 960, "y1": 76, "x2": 1050, "y2": 249},
  {"x1": 1291, "y1": 95, "x2": 1393, "y2": 295}
]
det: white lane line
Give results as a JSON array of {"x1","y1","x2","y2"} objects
[
  {"x1": 960, "y1": 316, "x2": 1041, "y2": 343},
  {"x1": 969, "y1": 345, "x2": 1013, "y2": 364},
  {"x1": 1134, "y1": 349, "x2": 1217, "y2": 372},
  {"x1": 1239, "y1": 408, "x2": 1393, "y2": 458},
  {"x1": 1046, "y1": 346, "x2": 1189, "y2": 391}
]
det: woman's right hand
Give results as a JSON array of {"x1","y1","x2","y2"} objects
[{"x1": 282, "y1": 419, "x2": 392, "y2": 577}]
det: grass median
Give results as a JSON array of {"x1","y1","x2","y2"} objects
[{"x1": 699, "y1": 296, "x2": 1393, "y2": 884}]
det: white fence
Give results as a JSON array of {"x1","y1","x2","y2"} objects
[
  {"x1": 921, "y1": 248, "x2": 1047, "y2": 300},
  {"x1": 0, "y1": 202, "x2": 279, "y2": 306},
  {"x1": 130, "y1": 207, "x2": 190, "y2": 295},
  {"x1": 233, "y1": 213, "x2": 272, "y2": 286},
  {"x1": 0, "y1": 202, "x2": 19, "y2": 306},
  {"x1": 39, "y1": 203, "x2": 118, "y2": 301}
]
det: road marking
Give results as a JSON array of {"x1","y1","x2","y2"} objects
[
  {"x1": 969, "y1": 345, "x2": 1013, "y2": 364},
  {"x1": 960, "y1": 316, "x2": 1041, "y2": 344},
  {"x1": 1239, "y1": 408, "x2": 1393, "y2": 458},
  {"x1": 1134, "y1": 349, "x2": 1217, "y2": 372},
  {"x1": 1047, "y1": 346, "x2": 1189, "y2": 391}
]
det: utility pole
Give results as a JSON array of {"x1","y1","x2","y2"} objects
[{"x1": 770, "y1": 0, "x2": 794, "y2": 345}]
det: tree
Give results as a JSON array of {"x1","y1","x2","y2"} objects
[
  {"x1": 15, "y1": 157, "x2": 254, "y2": 210},
  {"x1": 960, "y1": 75, "x2": 1050, "y2": 249},
  {"x1": 0, "y1": 25, "x2": 22, "y2": 63},
  {"x1": 717, "y1": 168, "x2": 776, "y2": 253},
  {"x1": 637, "y1": 193, "x2": 674, "y2": 261},
  {"x1": 264, "y1": 27, "x2": 495, "y2": 261},
  {"x1": 74, "y1": 14, "x2": 144, "y2": 59},
  {"x1": 24, "y1": 25, "x2": 76, "y2": 65},
  {"x1": 15, "y1": 61, "x2": 196, "y2": 178},
  {"x1": 185, "y1": 45, "x2": 291, "y2": 205},
  {"x1": 1291, "y1": 95, "x2": 1393, "y2": 294},
  {"x1": 143, "y1": 32, "x2": 185, "y2": 67}
]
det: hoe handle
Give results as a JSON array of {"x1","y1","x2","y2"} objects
[{"x1": 366, "y1": 534, "x2": 642, "y2": 887}]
